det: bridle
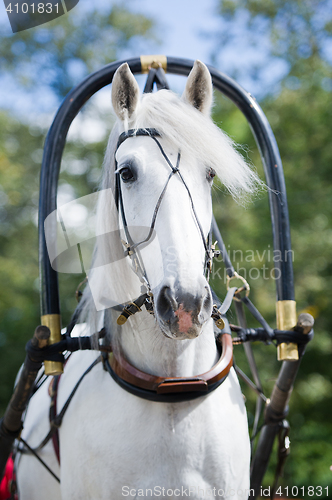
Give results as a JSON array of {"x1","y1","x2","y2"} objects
[
  {"x1": 114, "y1": 127, "x2": 218, "y2": 323},
  {"x1": 14, "y1": 125, "x2": 314, "y2": 493},
  {"x1": 101, "y1": 127, "x2": 234, "y2": 402}
]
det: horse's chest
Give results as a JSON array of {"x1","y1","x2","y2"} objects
[
  {"x1": 58, "y1": 358, "x2": 249, "y2": 498},
  {"x1": 62, "y1": 405, "x2": 218, "y2": 498},
  {"x1": 62, "y1": 381, "x2": 211, "y2": 467}
]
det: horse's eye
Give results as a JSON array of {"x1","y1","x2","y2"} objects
[
  {"x1": 120, "y1": 167, "x2": 134, "y2": 182},
  {"x1": 207, "y1": 168, "x2": 216, "y2": 182}
]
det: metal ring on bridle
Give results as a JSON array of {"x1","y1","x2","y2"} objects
[{"x1": 226, "y1": 271, "x2": 250, "y2": 302}]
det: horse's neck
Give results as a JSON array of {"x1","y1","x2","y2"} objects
[{"x1": 111, "y1": 310, "x2": 218, "y2": 377}]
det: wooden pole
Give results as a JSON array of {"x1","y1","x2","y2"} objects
[{"x1": 0, "y1": 326, "x2": 50, "y2": 481}]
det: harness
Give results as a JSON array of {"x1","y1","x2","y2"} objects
[
  {"x1": 9, "y1": 118, "x2": 313, "y2": 500},
  {"x1": 13, "y1": 128, "x2": 239, "y2": 483},
  {"x1": 14, "y1": 286, "x2": 312, "y2": 489},
  {"x1": 0, "y1": 56, "x2": 313, "y2": 498},
  {"x1": 13, "y1": 121, "x2": 313, "y2": 490},
  {"x1": 103, "y1": 329, "x2": 233, "y2": 403}
]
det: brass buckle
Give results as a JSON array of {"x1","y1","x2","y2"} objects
[
  {"x1": 117, "y1": 302, "x2": 142, "y2": 326},
  {"x1": 121, "y1": 239, "x2": 134, "y2": 256},
  {"x1": 226, "y1": 271, "x2": 250, "y2": 302},
  {"x1": 211, "y1": 305, "x2": 226, "y2": 330}
]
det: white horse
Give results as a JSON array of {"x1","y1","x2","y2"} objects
[{"x1": 16, "y1": 61, "x2": 260, "y2": 500}]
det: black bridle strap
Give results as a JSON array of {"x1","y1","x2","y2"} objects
[
  {"x1": 143, "y1": 67, "x2": 170, "y2": 93},
  {"x1": 115, "y1": 130, "x2": 179, "y2": 254},
  {"x1": 149, "y1": 134, "x2": 210, "y2": 260},
  {"x1": 115, "y1": 131, "x2": 174, "y2": 287},
  {"x1": 150, "y1": 135, "x2": 179, "y2": 173},
  {"x1": 115, "y1": 129, "x2": 210, "y2": 268},
  {"x1": 116, "y1": 173, "x2": 133, "y2": 248},
  {"x1": 116, "y1": 128, "x2": 160, "y2": 149}
]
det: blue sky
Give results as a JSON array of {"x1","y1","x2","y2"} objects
[
  {"x1": 0, "y1": 0, "x2": 289, "y2": 118},
  {"x1": 0, "y1": 0, "x2": 219, "y2": 61},
  {"x1": 0, "y1": 0, "x2": 221, "y2": 116},
  {"x1": 129, "y1": 0, "x2": 219, "y2": 63}
]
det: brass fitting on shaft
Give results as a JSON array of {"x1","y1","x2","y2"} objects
[{"x1": 41, "y1": 314, "x2": 63, "y2": 375}]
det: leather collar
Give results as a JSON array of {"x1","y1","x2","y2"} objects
[{"x1": 103, "y1": 334, "x2": 233, "y2": 403}]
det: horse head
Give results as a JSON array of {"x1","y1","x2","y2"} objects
[
  {"x1": 90, "y1": 60, "x2": 259, "y2": 343},
  {"x1": 110, "y1": 61, "x2": 216, "y2": 340}
]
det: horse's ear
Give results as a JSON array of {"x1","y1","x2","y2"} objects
[
  {"x1": 182, "y1": 60, "x2": 213, "y2": 115},
  {"x1": 112, "y1": 63, "x2": 140, "y2": 123}
]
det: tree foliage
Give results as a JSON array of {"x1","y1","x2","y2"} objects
[
  {"x1": 0, "y1": 1, "x2": 331, "y2": 496},
  {"x1": 209, "y1": 1, "x2": 332, "y2": 495},
  {"x1": 0, "y1": 4, "x2": 155, "y2": 100},
  {"x1": 213, "y1": 0, "x2": 332, "y2": 96}
]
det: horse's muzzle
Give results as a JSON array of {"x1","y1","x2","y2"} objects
[{"x1": 155, "y1": 281, "x2": 213, "y2": 339}]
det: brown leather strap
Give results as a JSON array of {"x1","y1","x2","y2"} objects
[{"x1": 109, "y1": 334, "x2": 233, "y2": 395}]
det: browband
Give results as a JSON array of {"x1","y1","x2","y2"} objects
[{"x1": 116, "y1": 128, "x2": 160, "y2": 150}]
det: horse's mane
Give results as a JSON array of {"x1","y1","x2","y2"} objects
[{"x1": 78, "y1": 89, "x2": 262, "y2": 340}]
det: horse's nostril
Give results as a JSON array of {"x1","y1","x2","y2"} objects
[
  {"x1": 203, "y1": 286, "x2": 212, "y2": 311},
  {"x1": 157, "y1": 286, "x2": 178, "y2": 320},
  {"x1": 157, "y1": 284, "x2": 212, "y2": 328},
  {"x1": 198, "y1": 286, "x2": 213, "y2": 323}
]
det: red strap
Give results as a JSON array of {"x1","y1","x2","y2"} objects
[{"x1": 0, "y1": 456, "x2": 14, "y2": 500}]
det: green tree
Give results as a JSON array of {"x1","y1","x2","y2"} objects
[
  {"x1": 209, "y1": 1, "x2": 332, "y2": 495},
  {"x1": 214, "y1": 0, "x2": 332, "y2": 96},
  {"x1": 0, "y1": 107, "x2": 111, "y2": 412}
]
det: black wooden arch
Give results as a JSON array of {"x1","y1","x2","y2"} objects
[
  {"x1": 39, "y1": 55, "x2": 294, "y2": 316},
  {"x1": 36, "y1": 55, "x2": 300, "y2": 497}
]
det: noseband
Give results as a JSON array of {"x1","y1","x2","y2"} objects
[{"x1": 114, "y1": 128, "x2": 218, "y2": 323}]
